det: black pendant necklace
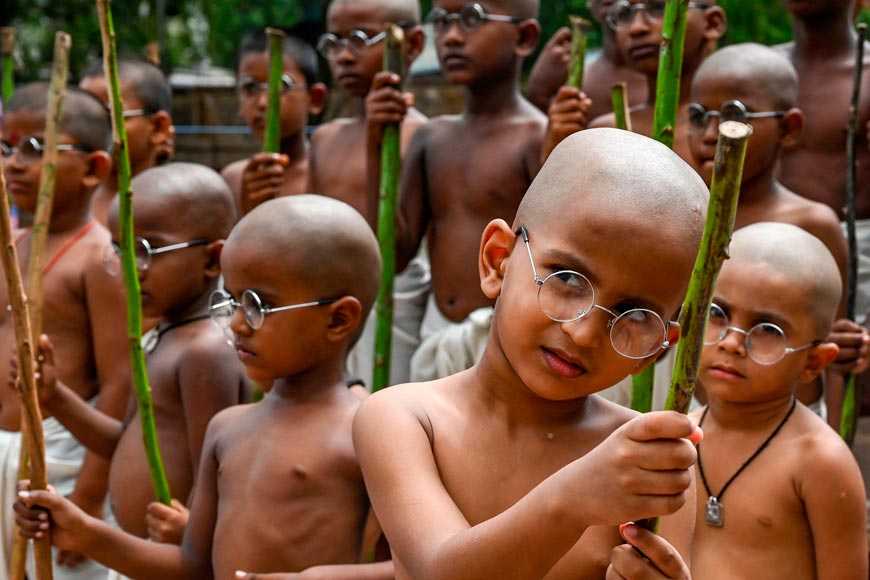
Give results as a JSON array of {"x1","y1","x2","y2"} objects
[
  {"x1": 142, "y1": 314, "x2": 211, "y2": 354},
  {"x1": 696, "y1": 398, "x2": 796, "y2": 527}
]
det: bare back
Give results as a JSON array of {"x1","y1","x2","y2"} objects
[
  {"x1": 400, "y1": 105, "x2": 546, "y2": 322},
  {"x1": 182, "y1": 385, "x2": 368, "y2": 578},
  {"x1": 690, "y1": 404, "x2": 868, "y2": 579},
  {"x1": 0, "y1": 221, "x2": 128, "y2": 431},
  {"x1": 109, "y1": 319, "x2": 248, "y2": 537}
]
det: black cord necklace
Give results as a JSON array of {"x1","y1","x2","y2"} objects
[
  {"x1": 142, "y1": 314, "x2": 212, "y2": 354},
  {"x1": 696, "y1": 398, "x2": 797, "y2": 527}
]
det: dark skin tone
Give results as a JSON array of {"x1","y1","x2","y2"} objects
[
  {"x1": 1, "y1": 109, "x2": 131, "y2": 567},
  {"x1": 308, "y1": 1, "x2": 427, "y2": 220},
  {"x1": 524, "y1": 0, "x2": 648, "y2": 119},
  {"x1": 775, "y1": 0, "x2": 870, "y2": 220},
  {"x1": 389, "y1": 0, "x2": 546, "y2": 323},
  {"x1": 587, "y1": 2, "x2": 726, "y2": 167},
  {"x1": 221, "y1": 52, "x2": 328, "y2": 216}
]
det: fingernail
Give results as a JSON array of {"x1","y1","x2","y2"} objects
[
  {"x1": 39, "y1": 512, "x2": 47, "y2": 520},
  {"x1": 235, "y1": 572, "x2": 247, "y2": 579},
  {"x1": 620, "y1": 522, "x2": 638, "y2": 539},
  {"x1": 18, "y1": 491, "x2": 30, "y2": 500},
  {"x1": 40, "y1": 522, "x2": 48, "y2": 530}
]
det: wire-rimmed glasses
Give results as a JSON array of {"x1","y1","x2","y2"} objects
[
  {"x1": 102, "y1": 237, "x2": 210, "y2": 276},
  {"x1": 209, "y1": 289, "x2": 338, "y2": 339}
]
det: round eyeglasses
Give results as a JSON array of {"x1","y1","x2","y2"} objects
[
  {"x1": 704, "y1": 303, "x2": 821, "y2": 365},
  {"x1": 316, "y1": 29, "x2": 387, "y2": 59},
  {"x1": 237, "y1": 74, "x2": 306, "y2": 99},
  {"x1": 425, "y1": 3, "x2": 523, "y2": 33},
  {"x1": 209, "y1": 289, "x2": 338, "y2": 339},
  {"x1": 1, "y1": 136, "x2": 92, "y2": 165},
  {"x1": 517, "y1": 227, "x2": 670, "y2": 360},
  {"x1": 688, "y1": 100, "x2": 786, "y2": 132},
  {"x1": 102, "y1": 237, "x2": 210, "y2": 276},
  {"x1": 606, "y1": 0, "x2": 710, "y2": 30}
]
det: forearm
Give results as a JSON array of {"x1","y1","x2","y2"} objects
[{"x1": 45, "y1": 381, "x2": 122, "y2": 459}]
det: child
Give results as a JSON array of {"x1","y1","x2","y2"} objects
[
  {"x1": 353, "y1": 128, "x2": 708, "y2": 578},
  {"x1": 524, "y1": 0, "x2": 648, "y2": 120},
  {"x1": 690, "y1": 222, "x2": 868, "y2": 578},
  {"x1": 0, "y1": 83, "x2": 130, "y2": 578},
  {"x1": 387, "y1": 0, "x2": 547, "y2": 382},
  {"x1": 686, "y1": 42, "x2": 869, "y2": 425},
  {"x1": 221, "y1": 30, "x2": 328, "y2": 216},
  {"x1": 29, "y1": 163, "x2": 250, "y2": 550},
  {"x1": 15, "y1": 195, "x2": 394, "y2": 579},
  {"x1": 313, "y1": 0, "x2": 431, "y2": 387},
  {"x1": 558, "y1": 0, "x2": 726, "y2": 165},
  {"x1": 79, "y1": 56, "x2": 175, "y2": 226}
]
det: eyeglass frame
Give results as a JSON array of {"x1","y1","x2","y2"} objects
[
  {"x1": 316, "y1": 29, "x2": 387, "y2": 59},
  {"x1": 425, "y1": 3, "x2": 524, "y2": 33},
  {"x1": 1, "y1": 136, "x2": 93, "y2": 164},
  {"x1": 516, "y1": 226, "x2": 671, "y2": 360},
  {"x1": 104, "y1": 237, "x2": 211, "y2": 276},
  {"x1": 236, "y1": 74, "x2": 307, "y2": 99},
  {"x1": 122, "y1": 108, "x2": 159, "y2": 119},
  {"x1": 209, "y1": 288, "x2": 338, "y2": 332},
  {"x1": 703, "y1": 303, "x2": 822, "y2": 365},
  {"x1": 606, "y1": 0, "x2": 710, "y2": 30},
  {"x1": 688, "y1": 100, "x2": 787, "y2": 132}
]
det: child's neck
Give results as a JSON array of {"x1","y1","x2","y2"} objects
[
  {"x1": 48, "y1": 202, "x2": 94, "y2": 234},
  {"x1": 707, "y1": 394, "x2": 796, "y2": 432},
  {"x1": 736, "y1": 164, "x2": 778, "y2": 207},
  {"x1": 464, "y1": 72, "x2": 524, "y2": 117},
  {"x1": 601, "y1": 32, "x2": 624, "y2": 64},
  {"x1": 644, "y1": 67, "x2": 694, "y2": 107},
  {"x1": 790, "y1": 10, "x2": 856, "y2": 61},
  {"x1": 162, "y1": 281, "x2": 217, "y2": 325},
  {"x1": 281, "y1": 132, "x2": 308, "y2": 163},
  {"x1": 270, "y1": 356, "x2": 349, "y2": 404}
]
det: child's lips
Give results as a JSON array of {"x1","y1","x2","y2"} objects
[
  {"x1": 234, "y1": 342, "x2": 255, "y2": 361},
  {"x1": 709, "y1": 363, "x2": 745, "y2": 380},
  {"x1": 542, "y1": 347, "x2": 586, "y2": 379},
  {"x1": 629, "y1": 44, "x2": 659, "y2": 61}
]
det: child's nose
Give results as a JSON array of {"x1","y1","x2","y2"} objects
[
  {"x1": 441, "y1": 21, "x2": 467, "y2": 45},
  {"x1": 229, "y1": 307, "x2": 251, "y2": 337},
  {"x1": 628, "y1": 9, "x2": 651, "y2": 35},
  {"x1": 717, "y1": 327, "x2": 747, "y2": 356},
  {"x1": 702, "y1": 118, "x2": 719, "y2": 145},
  {"x1": 559, "y1": 309, "x2": 606, "y2": 350}
]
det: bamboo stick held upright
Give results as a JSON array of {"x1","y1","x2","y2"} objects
[
  {"x1": 0, "y1": 173, "x2": 54, "y2": 580},
  {"x1": 263, "y1": 27, "x2": 286, "y2": 155},
  {"x1": 840, "y1": 22, "x2": 867, "y2": 445},
  {"x1": 372, "y1": 24, "x2": 405, "y2": 392},
  {"x1": 97, "y1": 0, "x2": 172, "y2": 506},
  {"x1": 567, "y1": 16, "x2": 591, "y2": 92},
  {"x1": 1, "y1": 27, "x2": 14, "y2": 104},
  {"x1": 611, "y1": 82, "x2": 632, "y2": 132}
]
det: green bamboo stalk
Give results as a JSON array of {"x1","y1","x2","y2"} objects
[
  {"x1": 840, "y1": 23, "x2": 867, "y2": 445},
  {"x1": 611, "y1": 82, "x2": 632, "y2": 132},
  {"x1": 263, "y1": 27, "x2": 286, "y2": 154},
  {"x1": 631, "y1": 0, "x2": 692, "y2": 412},
  {"x1": 372, "y1": 24, "x2": 405, "y2": 393},
  {"x1": 0, "y1": 171, "x2": 53, "y2": 580},
  {"x1": 636, "y1": 121, "x2": 752, "y2": 535},
  {"x1": 1, "y1": 28, "x2": 14, "y2": 104},
  {"x1": 97, "y1": 0, "x2": 171, "y2": 506},
  {"x1": 567, "y1": 16, "x2": 591, "y2": 91}
]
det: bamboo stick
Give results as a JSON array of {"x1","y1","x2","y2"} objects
[
  {"x1": 97, "y1": 0, "x2": 171, "y2": 505},
  {"x1": 630, "y1": 0, "x2": 692, "y2": 413},
  {"x1": 372, "y1": 24, "x2": 405, "y2": 393},
  {"x1": 566, "y1": 16, "x2": 591, "y2": 92},
  {"x1": 1, "y1": 27, "x2": 14, "y2": 104},
  {"x1": 263, "y1": 28, "x2": 286, "y2": 155},
  {"x1": 840, "y1": 23, "x2": 867, "y2": 445},
  {"x1": 636, "y1": 121, "x2": 752, "y2": 535},
  {"x1": 0, "y1": 173, "x2": 53, "y2": 580},
  {"x1": 611, "y1": 82, "x2": 632, "y2": 132}
]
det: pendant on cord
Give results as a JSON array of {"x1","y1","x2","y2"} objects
[{"x1": 705, "y1": 496, "x2": 724, "y2": 527}]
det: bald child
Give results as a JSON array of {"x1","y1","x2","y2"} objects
[
  {"x1": 16, "y1": 195, "x2": 393, "y2": 580},
  {"x1": 354, "y1": 129, "x2": 709, "y2": 579},
  {"x1": 691, "y1": 222, "x2": 867, "y2": 579}
]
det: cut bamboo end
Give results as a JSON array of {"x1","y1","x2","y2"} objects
[
  {"x1": 718, "y1": 120, "x2": 753, "y2": 140},
  {"x1": 569, "y1": 15, "x2": 592, "y2": 31},
  {"x1": 611, "y1": 82, "x2": 632, "y2": 132},
  {"x1": 265, "y1": 27, "x2": 286, "y2": 40},
  {"x1": 1, "y1": 28, "x2": 14, "y2": 56},
  {"x1": 383, "y1": 23, "x2": 405, "y2": 76}
]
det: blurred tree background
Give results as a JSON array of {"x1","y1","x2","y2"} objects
[{"x1": 0, "y1": 0, "x2": 828, "y2": 83}]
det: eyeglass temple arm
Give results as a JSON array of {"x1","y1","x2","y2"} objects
[{"x1": 515, "y1": 227, "x2": 543, "y2": 285}]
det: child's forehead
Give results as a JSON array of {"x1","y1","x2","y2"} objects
[
  {"x1": 2, "y1": 109, "x2": 46, "y2": 137},
  {"x1": 238, "y1": 52, "x2": 305, "y2": 79},
  {"x1": 327, "y1": 1, "x2": 391, "y2": 29}
]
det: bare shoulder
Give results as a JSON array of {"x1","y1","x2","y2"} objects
[
  {"x1": 778, "y1": 187, "x2": 846, "y2": 251},
  {"x1": 221, "y1": 158, "x2": 246, "y2": 184},
  {"x1": 589, "y1": 112, "x2": 617, "y2": 129},
  {"x1": 789, "y1": 404, "x2": 857, "y2": 481},
  {"x1": 311, "y1": 117, "x2": 358, "y2": 146}
]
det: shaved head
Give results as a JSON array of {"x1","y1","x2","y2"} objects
[
  {"x1": 504, "y1": 0, "x2": 540, "y2": 19},
  {"x1": 729, "y1": 222, "x2": 841, "y2": 334},
  {"x1": 517, "y1": 128, "x2": 709, "y2": 250},
  {"x1": 329, "y1": 0, "x2": 421, "y2": 23},
  {"x1": 695, "y1": 43, "x2": 798, "y2": 110},
  {"x1": 225, "y1": 195, "x2": 382, "y2": 320}
]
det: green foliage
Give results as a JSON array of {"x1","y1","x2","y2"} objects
[{"x1": 717, "y1": 0, "x2": 792, "y2": 46}]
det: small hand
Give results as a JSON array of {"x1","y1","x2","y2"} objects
[
  {"x1": 525, "y1": 26, "x2": 572, "y2": 111},
  {"x1": 542, "y1": 86, "x2": 593, "y2": 162},
  {"x1": 827, "y1": 318, "x2": 870, "y2": 374},
  {"x1": 606, "y1": 522, "x2": 690, "y2": 579},
  {"x1": 240, "y1": 153, "x2": 290, "y2": 215},
  {"x1": 145, "y1": 499, "x2": 189, "y2": 545},
  {"x1": 15, "y1": 481, "x2": 89, "y2": 554},
  {"x1": 366, "y1": 71, "x2": 414, "y2": 140}
]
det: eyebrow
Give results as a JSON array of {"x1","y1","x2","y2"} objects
[{"x1": 714, "y1": 298, "x2": 793, "y2": 330}]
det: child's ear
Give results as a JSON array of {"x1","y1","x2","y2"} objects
[
  {"x1": 779, "y1": 108, "x2": 804, "y2": 149},
  {"x1": 149, "y1": 111, "x2": 175, "y2": 162},
  {"x1": 799, "y1": 342, "x2": 839, "y2": 383},
  {"x1": 515, "y1": 19, "x2": 542, "y2": 59},
  {"x1": 82, "y1": 150, "x2": 113, "y2": 189},
  {"x1": 307, "y1": 83, "x2": 329, "y2": 116},
  {"x1": 403, "y1": 25, "x2": 426, "y2": 65},
  {"x1": 325, "y1": 296, "x2": 363, "y2": 342},
  {"x1": 203, "y1": 240, "x2": 224, "y2": 279},
  {"x1": 702, "y1": 6, "x2": 727, "y2": 42},
  {"x1": 479, "y1": 219, "x2": 515, "y2": 300}
]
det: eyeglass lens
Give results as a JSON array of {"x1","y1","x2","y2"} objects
[{"x1": 704, "y1": 304, "x2": 790, "y2": 364}]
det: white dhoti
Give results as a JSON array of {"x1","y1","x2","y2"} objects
[
  {"x1": 347, "y1": 248, "x2": 431, "y2": 387},
  {"x1": 409, "y1": 294, "x2": 493, "y2": 382}
]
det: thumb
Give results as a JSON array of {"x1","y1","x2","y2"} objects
[
  {"x1": 170, "y1": 498, "x2": 186, "y2": 511},
  {"x1": 39, "y1": 334, "x2": 55, "y2": 367},
  {"x1": 18, "y1": 488, "x2": 65, "y2": 511},
  {"x1": 625, "y1": 411, "x2": 696, "y2": 443},
  {"x1": 235, "y1": 572, "x2": 256, "y2": 580}
]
